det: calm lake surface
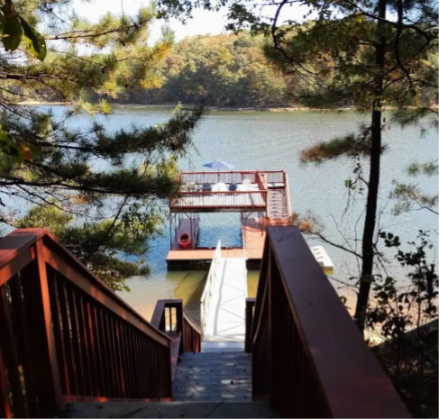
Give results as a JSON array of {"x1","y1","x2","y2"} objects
[{"x1": 46, "y1": 106, "x2": 439, "y2": 321}]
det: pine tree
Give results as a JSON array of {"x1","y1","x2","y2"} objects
[{"x1": 0, "y1": 0, "x2": 204, "y2": 290}]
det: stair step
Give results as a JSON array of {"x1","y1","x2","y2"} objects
[
  {"x1": 174, "y1": 352, "x2": 252, "y2": 402},
  {"x1": 66, "y1": 401, "x2": 278, "y2": 418}
]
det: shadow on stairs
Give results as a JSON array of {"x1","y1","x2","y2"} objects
[{"x1": 64, "y1": 352, "x2": 277, "y2": 419}]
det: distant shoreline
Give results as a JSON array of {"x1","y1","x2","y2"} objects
[{"x1": 17, "y1": 101, "x2": 438, "y2": 112}]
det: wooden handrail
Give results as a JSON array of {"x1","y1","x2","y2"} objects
[
  {"x1": 247, "y1": 227, "x2": 411, "y2": 418},
  {"x1": 180, "y1": 170, "x2": 285, "y2": 185},
  {"x1": 0, "y1": 229, "x2": 173, "y2": 418},
  {"x1": 152, "y1": 299, "x2": 202, "y2": 379}
]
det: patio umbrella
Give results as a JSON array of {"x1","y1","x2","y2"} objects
[{"x1": 202, "y1": 160, "x2": 234, "y2": 170}]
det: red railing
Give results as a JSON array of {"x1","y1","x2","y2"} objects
[
  {"x1": 247, "y1": 226, "x2": 411, "y2": 418},
  {"x1": 0, "y1": 229, "x2": 173, "y2": 418},
  {"x1": 180, "y1": 170, "x2": 284, "y2": 185},
  {"x1": 151, "y1": 300, "x2": 202, "y2": 379},
  {"x1": 170, "y1": 190, "x2": 268, "y2": 210},
  {"x1": 151, "y1": 299, "x2": 201, "y2": 353}
]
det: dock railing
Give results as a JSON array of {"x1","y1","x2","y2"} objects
[
  {"x1": 170, "y1": 190, "x2": 268, "y2": 210},
  {"x1": 247, "y1": 226, "x2": 411, "y2": 418},
  {"x1": 0, "y1": 229, "x2": 173, "y2": 418},
  {"x1": 180, "y1": 170, "x2": 284, "y2": 185},
  {"x1": 200, "y1": 241, "x2": 223, "y2": 333}
]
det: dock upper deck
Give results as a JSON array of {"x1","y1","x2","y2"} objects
[{"x1": 170, "y1": 170, "x2": 287, "y2": 213}]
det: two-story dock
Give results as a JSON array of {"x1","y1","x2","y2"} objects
[{"x1": 166, "y1": 170, "x2": 292, "y2": 270}]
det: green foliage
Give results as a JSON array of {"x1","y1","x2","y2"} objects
[
  {"x1": 390, "y1": 160, "x2": 439, "y2": 215},
  {"x1": 15, "y1": 203, "x2": 164, "y2": 292},
  {"x1": 367, "y1": 230, "x2": 438, "y2": 417},
  {"x1": 0, "y1": 1, "x2": 46, "y2": 59},
  {"x1": 300, "y1": 126, "x2": 374, "y2": 163},
  {"x1": 112, "y1": 32, "x2": 291, "y2": 107},
  {"x1": 0, "y1": 1, "x2": 205, "y2": 291},
  {"x1": 19, "y1": 16, "x2": 46, "y2": 61}
]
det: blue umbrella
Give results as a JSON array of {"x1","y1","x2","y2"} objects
[{"x1": 203, "y1": 159, "x2": 234, "y2": 170}]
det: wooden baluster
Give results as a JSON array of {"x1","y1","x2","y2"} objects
[
  {"x1": 102, "y1": 313, "x2": 121, "y2": 398},
  {"x1": 21, "y1": 241, "x2": 62, "y2": 416},
  {"x1": 9, "y1": 276, "x2": 39, "y2": 417},
  {"x1": 57, "y1": 278, "x2": 78, "y2": 396},
  {"x1": 100, "y1": 311, "x2": 114, "y2": 397},
  {"x1": 0, "y1": 341, "x2": 11, "y2": 419},
  {"x1": 66, "y1": 285, "x2": 86, "y2": 396},
  {"x1": 76, "y1": 294, "x2": 93, "y2": 396},
  {"x1": 47, "y1": 273, "x2": 70, "y2": 397},
  {"x1": 0, "y1": 283, "x2": 27, "y2": 418},
  {"x1": 109, "y1": 317, "x2": 123, "y2": 398},
  {"x1": 92, "y1": 306, "x2": 107, "y2": 396},
  {"x1": 121, "y1": 325, "x2": 135, "y2": 398},
  {"x1": 130, "y1": 329, "x2": 142, "y2": 398},
  {"x1": 114, "y1": 320, "x2": 126, "y2": 398},
  {"x1": 141, "y1": 338, "x2": 151, "y2": 397},
  {"x1": 134, "y1": 332, "x2": 147, "y2": 397}
]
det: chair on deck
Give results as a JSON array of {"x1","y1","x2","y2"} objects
[{"x1": 202, "y1": 183, "x2": 211, "y2": 192}]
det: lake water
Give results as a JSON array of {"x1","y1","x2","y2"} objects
[{"x1": 43, "y1": 106, "x2": 440, "y2": 321}]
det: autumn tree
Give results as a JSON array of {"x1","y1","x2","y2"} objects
[{"x1": 0, "y1": 0, "x2": 204, "y2": 290}]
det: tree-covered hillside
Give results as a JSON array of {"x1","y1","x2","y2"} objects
[
  {"x1": 104, "y1": 30, "x2": 438, "y2": 108},
  {"x1": 119, "y1": 32, "x2": 293, "y2": 107}
]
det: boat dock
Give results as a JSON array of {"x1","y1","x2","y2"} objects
[{"x1": 167, "y1": 170, "x2": 291, "y2": 270}]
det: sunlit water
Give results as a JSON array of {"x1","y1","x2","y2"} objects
[{"x1": 38, "y1": 106, "x2": 440, "y2": 321}]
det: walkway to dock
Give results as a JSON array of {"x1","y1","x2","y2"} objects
[{"x1": 202, "y1": 254, "x2": 247, "y2": 351}]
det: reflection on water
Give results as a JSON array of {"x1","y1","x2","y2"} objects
[{"x1": 38, "y1": 106, "x2": 439, "y2": 321}]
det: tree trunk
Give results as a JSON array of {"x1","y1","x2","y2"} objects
[{"x1": 354, "y1": 0, "x2": 387, "y2": 334}]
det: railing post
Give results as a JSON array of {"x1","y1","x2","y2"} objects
[
  {"x1": 0, "y1": 344, "x2": 10, "y2": 418},
  {"x1": 174, "y1": 301, "x2": 184, "y2": 354},
  {"x1": 245, "y1": 298, "x2": 255, "y2": 353},
  {"x1": 21, "y1": 240, "x2": 62, "y2": 416}
]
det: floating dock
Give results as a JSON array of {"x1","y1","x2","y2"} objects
[{"x1": 167, "y1": 170, "x2": 291, "y2": 270}]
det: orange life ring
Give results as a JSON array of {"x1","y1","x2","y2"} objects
[{"x1": 178, "y1": 232, "x2": 191, "y2": 249}]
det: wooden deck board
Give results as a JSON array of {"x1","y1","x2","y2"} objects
[
  {"x1": 167, "y1": 248, "x2": 245, "y2": 261},
  {"x1": 242, "y1": 219, "x2": 266, "y2": 261}
]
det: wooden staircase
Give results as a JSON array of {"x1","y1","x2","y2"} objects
[
  {"x1": 66, "y1": 352, "x2": 277, "y2": 418},
  {"x1": 267, "y1": 189, "x2": 289, "y2": 220},
  {"x1": 0, "y1": 227, "x2": 411, "y2": 419}
]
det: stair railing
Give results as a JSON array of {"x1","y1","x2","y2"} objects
[
  {"x1": 0, "y1": 229, "x2": 173, "y2": 418},
  {"x1": 151, "y1": 299, "x2": 202, "y2": 354},
  {"x1": 247, "y1": 226, "x2": 411, "y2": 418}
]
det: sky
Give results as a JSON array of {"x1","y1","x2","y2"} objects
[
  {"x1": 75, "y1": 0, "x2": 232, "y2": 43},
  {"x1": 73, "y1": 0, "x2": 311, "y2": 44}
]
